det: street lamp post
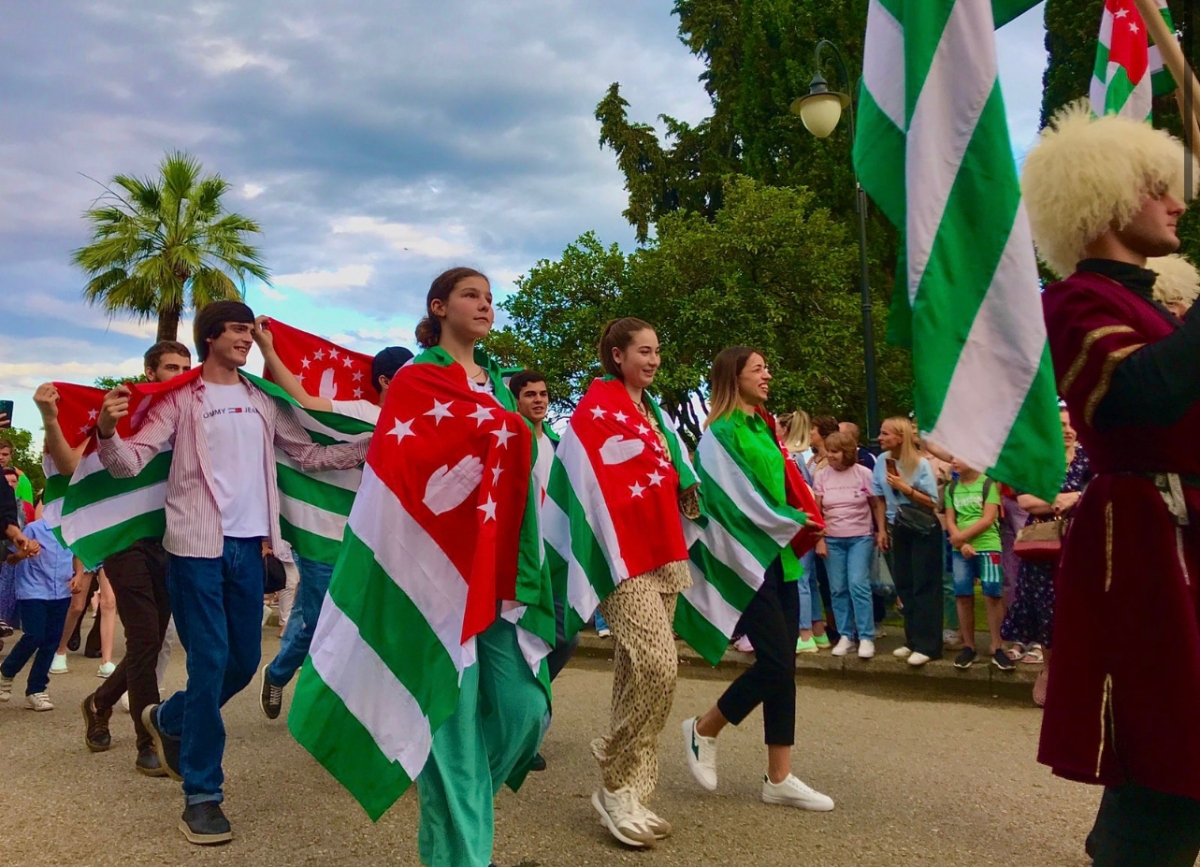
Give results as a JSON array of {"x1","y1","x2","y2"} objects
[{"x1": 791, "y1": 39, "x2": 880, "y2": 447}]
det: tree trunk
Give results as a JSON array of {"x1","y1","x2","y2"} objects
[{"x1": 157, "y1": 304, "x2": 182, "y2": 343}]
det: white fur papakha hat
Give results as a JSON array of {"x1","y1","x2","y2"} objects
[
  {"x1": 1149, "y1": 253, "x2": 1200, "y2": 308},
  {"x1": 1021, "y1": 99, "x2": 1198, "y2": 278}
]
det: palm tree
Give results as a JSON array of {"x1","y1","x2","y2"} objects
[{"x1": 73, "y1": 150, "x2": 271, "y2": 342}]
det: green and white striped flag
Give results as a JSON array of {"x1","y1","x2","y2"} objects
[
  {"x1": 853, "y1": 0, "x2": 1065, "y2": 502},
  {"x1": 1091, "y1": 0, "x2": 1177, "y2": 121},
  {"x1": 679, "y1": 424, "x2": 808, "y2": 665}
]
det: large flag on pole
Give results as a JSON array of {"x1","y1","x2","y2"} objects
[
  {"x1": 262, "y1": 318, "x2": 379, "y2": 404},
  {"x1": 853, "y1": 0, "x2": 1064, "y2": 502},
  {"x1": 1091, "y1": 0, "x2": 1178, "y2": 121}
]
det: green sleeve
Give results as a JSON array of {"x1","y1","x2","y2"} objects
[{"x1": 16, "y1": 473, "x2": 33, "y2": 504}]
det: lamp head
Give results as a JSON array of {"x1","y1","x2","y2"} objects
[{"x1": 791, "y1": 72, "x2": 851, "y2": 139}]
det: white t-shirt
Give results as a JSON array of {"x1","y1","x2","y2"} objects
[
  {"x1": 329, "y1": 398, "x2": 381, "y2": 425},
  {"x1": 533, "y1": 430, "x2": 555, "y2": 503},
  {"x1": 202, "y1": 382, "x2": 270, "y2": 538}
]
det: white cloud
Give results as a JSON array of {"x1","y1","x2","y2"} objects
[
  {"x1": 242, "y1": 182, "x2": 265, "y2": 199},
  {"x1": 258, "y1": 285, "x2": 288, "y2": 301},
  {"x1": 331, "y1": 217, "x2": 473, "y2": 259},
  {"x1": 274, "y1": 264, "x2": 374, "y2": 293},
  {"x1": 189, "y1": 38, "x2": 288, "y2": 76}
]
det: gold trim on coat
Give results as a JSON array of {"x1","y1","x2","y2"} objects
[
  {"x1": 1057, "y1": 325, "x2": 1135, "y2": 396},
  {"x1": 1084, "y1": 344, "x2": 1146, "y2": 427}
]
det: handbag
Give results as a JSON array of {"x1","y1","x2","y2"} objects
[
  {"x1": 263, "y1": 553, "x2": 287, "y2": 594},
  {"x1": 894, "y1": 502, "x2": 940, "y2": 536},
  {"x1": 1013, "y1": 519, "x2": 1065, "y2": 562}
]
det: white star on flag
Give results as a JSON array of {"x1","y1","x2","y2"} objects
[
  {"x1": 329, "y1": 349, "x2": 340, "y2": 360},
  {"x1": 425, "y1": 400, "x2": 454, "y2": 424},
  {"x1": 647, "y1": 470, "x2": 664, "y2": 487},
  {"x1": 637, "y1": 424, "x2": 650, "y2": 436},
  {"x1": 389, "y1": 418, "x2": 415, "y2": 443},
  {"x1": 88, "y1": 409, "x2": 99, "y2": 420},
  {"x1": 658, "y1": 456, "x2": 671, "y2": 469},
  {"x1": 352, "y1": 370, "x2": 363, "y2": 381},
  {"x1": 629, "y1": 481, "x2": 646, "y2": 498},
  {"x1": 478, "y1": 494, "x2": 498, "y2": 522},
  {"x1": 78, "y1": 425, "x2": 90, "y2": 435},
  {"x1": 342, "y1": 356, "x2": 354, "y2": 368},
  {"x1": 301, "y1": 357, "x2": 312, "y2": 369},
  {"x1": 613, "y1": 411, "x2": 628, "y2": 423},
  {"x1": 491, "y1": 467, "x2": 504, "y2": 484},
  {"x1": 590, "y1": 406, "x2": 607, "y2": 420},
  {"x1": 490, "y1": 423, "x2": 515, "y2": 448},
  {"x1": 469, "y1": 406, "x2": 495, "y2": 427},
  {"x1": 353, "y1": 388, "x2": 363, "y2": 398},
  {"x1": 1129, "y1": 21, "x2": 1139, "y2": 34},
  {"x1": 314, "y1": 349, "x2": 326, "y2": 361},
  {"x1": 1114, "y1": 7, "x2": 1128, "y2": 18}
]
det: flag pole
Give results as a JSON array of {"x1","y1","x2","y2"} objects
[{"x1": 1133, "y1": 0, "x2": 1200, "y2": 151}]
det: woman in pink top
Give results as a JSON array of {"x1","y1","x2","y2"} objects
[{"x1": 813, "y1": 431, "x2": 882, "y2": 659}]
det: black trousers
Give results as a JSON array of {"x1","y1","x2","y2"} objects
[
  {"x1": 891, "y1": 522, "x2": 943, "y2": 659},
  {"x1": 1087, "y1": 784, "x2": 1200, "y2": 867},
  {"x1": 92, "y1": 540, "x2": 171, "y2": 751},
  {"x1": 717, "y1": 559, "x2": 799, "y2": 746},
  {"x1": 545, "y1": 595, "x2": 579, "y2": 682}
]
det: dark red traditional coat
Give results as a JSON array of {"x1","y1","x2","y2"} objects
[{"x1": 1040, "y1": 269, "x2": 1200, "y2": 800}]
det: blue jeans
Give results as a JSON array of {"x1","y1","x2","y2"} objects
[
  {"x1": 159, "y1": 537, "x2": 264, "y2": 805},
  {"x1": 824, "y1": 536, "x2": 876, "y2": 641},
  {"x1": 267, "y1": 555, "x2": 333, "y2": 687},
  {"x1": 797, "y1": 550, "x2": 824, "y2": 630},
  {"x1": 0, "y1": 597, "x2": 69, "y2": 694}
]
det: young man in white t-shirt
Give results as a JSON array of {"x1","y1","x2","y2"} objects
[
  {"x1": 95, "y1": 302, "x2": 368, "y2": 845},
  {"x1": 251, "y1": 319, "x2": 413, "y2": 721}
]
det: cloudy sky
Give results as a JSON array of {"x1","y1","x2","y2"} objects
[{"x1": 0, "y1": 1, "x2": 1048, "y2": 424}]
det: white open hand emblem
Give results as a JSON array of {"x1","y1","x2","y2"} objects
[
  {"x1": 599, "y1": 435, "x2": 645, "y2": 466},
  {"x1": 423, "y1": 455, "x2": 484, "y2": 515}
]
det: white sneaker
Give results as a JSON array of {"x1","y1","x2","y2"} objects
[
  {"x1": 0, "y1": 675, "x2": 12, "y2": 701},
  {"x1": 49, "y1": 653, "x2": 68, "y2": 675},
  {"x1": 830, "y1": 636, "x2": 857, "y2": 657},
  {"x1": 761, "y1": 774, "x2": 835, "y2": 811},
  {"x1": 682, "y1": 717, "x2": 718, "y2": 791},
  {"x1": 942, "y1": 629, "x2": 959, "y2": 644},
  {"x1": 597, "y1": 627, "x2": 611, "y2": 638},
  {"x1": 858, "y1": 639, "x2": 876, "y2": 659},
  {"x1": 892, "y1": 645, "x2": 913, "y2": 659},
  {"x1": 636, "y1": 802, "x2": 672, "y2": 840},
  {"x1": 907, "y1": 651, "x2": 932, "y2": 667},
  {"x1": 26, "y1": 692, "x2": 54, "y2": 712},
  {"x1": 96, "y1": 661, "x2": 116, "y2": 678},
  {"x1": 591, "y1": 787, "x2": 656, "y2": 848}
]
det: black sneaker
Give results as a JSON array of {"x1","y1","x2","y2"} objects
[
  {"x1": 142, "y1": 703, "x2": 182, "y2": 781},
  {"x1": 136, "y1": 746, "x2": 168, "y2": 777},
  {"x1": 953, "y1": 647, "x2": 978, "y2": 669},
  {"x1": 530, "y1": 752, "x2": 547, "y2": 772},
  {"x1": 992, "y1": 648, "x2": 1017, "y2": 672},
  {"x1": 82, "y1": 693, "x2": 112, "y2": 752},
  {"x1": 179, "y1": 802, "x2": 232, "y2": 845},
  {"x1": 67, "y1": 628, "x2": 81, "y2": 652},
  {"x1": 259, "y1": 664, "x2": 283, "y2": 720}
]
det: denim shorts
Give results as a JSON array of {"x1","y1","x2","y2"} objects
[{"x1": 951, "y1": 550, "x2": 1003, "y2": 598}]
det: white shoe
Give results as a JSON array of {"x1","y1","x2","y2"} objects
[
  {"x1": 25, "y1": 692, "x2": 54, "y2": 712},
  {"x1": 49, "y1": 653, "x2": 68, "y2": 675},
  {"x1": 597, "y1": 627, "x2": 611, "y2": 638},
  {"x1": 830, "y1": 636, "x2": 857, "y2": 657},
  {"x1": 682, "y1": 717, "x2": 718, "y2": 791},
  {"x1": 96, "y1": 661, "x2": 116, "y2": 678},
  {"x1": 591, "y1": 787, "x2": 656, "y2": 848},
  {"x1": 733, "y1": 635, "x2": 754, "y2": 653},
  {"x1": 907, "y1": 651, "x2": 932, "y2": 667},
  {"x1": 636, "y1": 802, "x2": 672, "y2": 840},
  {"x1": 0, "y1": 675, "x2": 12, "y2": 701},
  {"x1": 892, "y1": 645, "x2": 913, "y2": 659},
  {"x1": 942, "y1": 629, "x2": 959, "y2": 644},
  {"x1": 858, "y1": 639, "x2": 876, "y2": 659},
  {"x1": 761, "y1": 774, "x2": 835, "y2": 811}
]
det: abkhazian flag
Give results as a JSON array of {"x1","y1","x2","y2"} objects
[
  {"x1": 45, "y1": 370, "x2": 371, "y2": 570},
  {"x1": 1091, "y1": 0, "x2": 1178, "y2": 121},
  {"x1": 542, "y1": 378, "x2": 702, "y2": 644},
  {"x1": 262, "y1": 318, "x2": 379, "y2": 404},
  {"x1": 680, "y1": 411, "x2": 824, "y2": 664},
  {"x1": 853, "y1": 0, "x2": 1065, "y2": 502},
  {"x1": 288, "y1": 357, "x2": 553, "y2": 821}
]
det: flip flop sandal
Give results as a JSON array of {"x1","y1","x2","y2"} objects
[
  {"x1": 1022, "y1": 645, "x2": 1045, "y2": 664},
  {"x1": 1005, "y1": 643, "x2": 1026, "y2": 661}
]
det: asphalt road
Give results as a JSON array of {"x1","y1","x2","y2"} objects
[{"x1": 0, "y1": 627, "x2": 1101, "y2": 867}]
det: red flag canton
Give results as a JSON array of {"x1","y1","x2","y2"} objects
[
  {"x1": 1105, "y1": 0, "x2": 1150, "y2": 84},
  {"x1": 367, "y1": 362, "x2": 532, "y2": 643},
  {"x1": 571, "y1": 378, "x2": 689, "y2": 578},
  {"x1": 263, "y1": 318, "x2": 377, "y2": 403}
]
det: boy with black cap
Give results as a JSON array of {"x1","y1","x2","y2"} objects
[
  {"x1": 250, "y1": 318, "x2": 412, "y2": 720},
  {"x1": 94, "y1": 301, "x2": 369, "y2": 845}
]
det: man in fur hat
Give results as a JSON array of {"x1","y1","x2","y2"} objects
[
  {"x1": 1149, "y1": 253, "x2": 1200, "y2": 319},
  {"x1": 1022, "y1": 101, "x2": 1200, "y2": 866}
]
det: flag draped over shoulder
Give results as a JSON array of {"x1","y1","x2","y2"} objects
[
  {"x1": 542, "y1": 377, "x2": 697, "y2": 639},
  {"x1": 1091, "y1": 0, "x2": 1177, "y2": 121},
  {"x1": 853, "y1": 0, "x2": 1064, "y2": 502},
  {"x1": 288, "y1": 350, "x2": 553, "y2": 822},
  {"x1": 680, "y1": 410, "x2": 824, "y2": 665}
]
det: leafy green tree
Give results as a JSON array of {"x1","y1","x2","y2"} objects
[
  {"x1": 73, "y1": 150, "x2": 271, "y2": 343},
  {"x1": 0, "y1": 428, "x2": 46, "y2": 494},
  {"x1": 489, "y1": 177, "x2": 911, "y2": 443},
  {"x1": 94, "y1": 374, "x2": 149, "y2": 392},
  {"x1": 1043, "y1": 0, "x2": 1199, "y2": 261}
]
